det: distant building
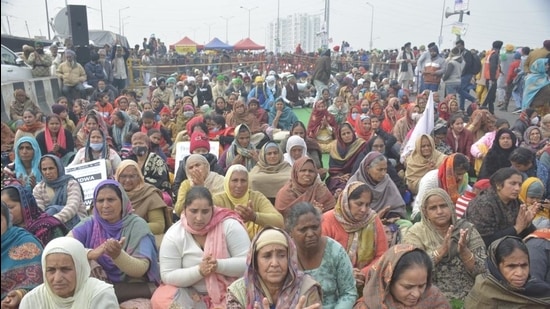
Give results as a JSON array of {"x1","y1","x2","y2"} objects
[{"x1": 268, "y1": 14, "x2": 322, "y2": 53}]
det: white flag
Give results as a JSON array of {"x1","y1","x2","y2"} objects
[{"x1": 400, "y1": 91, "x2": 436, "y2": 163}]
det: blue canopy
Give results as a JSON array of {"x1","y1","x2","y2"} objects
[{"x1": 204, "y1": 37, "x2": 233, "y2": 50}]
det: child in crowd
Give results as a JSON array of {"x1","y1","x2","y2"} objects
[
  {"x1": 455, "y1": 178, "x2": 491, "y2": 219},
  {"x1": 159, "y1": 107, "x2": 177, "y2": 140}
]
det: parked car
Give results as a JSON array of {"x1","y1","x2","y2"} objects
[{"x1": 1, "y1": 44, "x2": 33, "y2": 83}]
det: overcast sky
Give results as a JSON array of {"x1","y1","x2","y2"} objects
[{"x1": 2, "y1": 0, "x2": 549, "y2": 51}]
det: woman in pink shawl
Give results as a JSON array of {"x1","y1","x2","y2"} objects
[{"x1": 151, "y1": 186, "x2": 250, "y2": 308}]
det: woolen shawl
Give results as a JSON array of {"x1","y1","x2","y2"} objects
[
  {"x1": 348, "y1": 152, "x2": 406, "y2": 217},
  {"x1": 71, "y1": 179, "x2": 160, "y2": 284},
  {"x1": 275, "y1": 157, "x2": 335, "y2": 215},
  {"x1": 334, "y1": 181, "x2": 377, "y2": 268},
  {"x1": 250, "y1": 142, "x2": 291, "y2": 198},
  {"x1": 403, "y1": 188, "x2": 483, "y2": 262}
]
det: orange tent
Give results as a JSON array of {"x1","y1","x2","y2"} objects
[{"x1": 170, "y1": 36, "x2": 204, "y2": 54}]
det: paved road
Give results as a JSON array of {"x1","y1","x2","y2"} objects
[{"x1": 493, "y1": 107, "x2": 521, "y2": 126}]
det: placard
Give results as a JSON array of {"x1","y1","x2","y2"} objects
[
  {"x1": 65, "y1": 159, "x2": 108, "y2": 209},
  {"x1": 174, "y1": 141, "x2": 220, "y2": 173}
]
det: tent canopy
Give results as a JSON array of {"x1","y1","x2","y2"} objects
[
  {"x1": 204, "y1": 37, "x2": 233, "y2": 50},
  {"x1": 233, "y1": 38, "x2": 265, "y2": 51},
  {"x1": 170, "y1": 36, "x2": 203, "y2": 54}
]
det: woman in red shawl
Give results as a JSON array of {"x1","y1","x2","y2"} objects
[
  {"x1": 307, "y1": 100, "x2": 337, "y2": 153},
  {"x1": 326, "y1": 123, "x2": 368, "y2": 194},
  {"x1": 225, "y1": 100, "x2": 261, "y2": 134},
  {"x1": 369, "y1": 100, "x2": 383, "y2": 118},
  {"x1": 381, "y1": 99, "x2": 399, "y2": 134},
  {"x1": 247, "y1": 98, "x2": 268, "y2": 128},
  {"x1": 355, "y1": 114, "x2": 374, "y2": 142},
  {"x1": 346, "y1": 105, "x2": 361, "y2": 125},
  {"x1": 75, "y1": 110, "x2": 109, "y2": 149},
  {"x1": 393, "y1": 104, "x2": 417, "y2": 144},
  {"x1": 438, "y1": 101, "x2": 451, "y2": 122},
  {"x1": 275, "y1": 156, "x2": 336, "y2": 217},
  {"x1": 14, "y1": 109, "x2": 44, "y2": 143},
  {"x1": 35, "y1": 114, "x2": 74, "y2": 163}
]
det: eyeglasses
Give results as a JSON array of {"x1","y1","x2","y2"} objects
[{"x1": 118, "y1": 174, "x2": 138, "y2": 181}]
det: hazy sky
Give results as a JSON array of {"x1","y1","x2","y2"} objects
[{"x1": 2, "y1": 0, "x2": 549, "y2": 51}]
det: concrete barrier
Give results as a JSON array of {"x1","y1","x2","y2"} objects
[{"x1": 1, "y1": 77, "x2": 62, "y2": 123}]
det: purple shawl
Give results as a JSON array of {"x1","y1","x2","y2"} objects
[
  {"x1": 3, "y1": 184, "x2": 68, "y2": 246},
  {"x1": 72, "y1": 179, "x2": 160, "y2": 284}
]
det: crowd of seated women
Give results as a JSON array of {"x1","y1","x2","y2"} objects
[{"x1": 1, "y1": 65, "x2": 549, "y2": 309}]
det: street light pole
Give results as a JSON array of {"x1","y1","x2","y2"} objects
[
  {"x1": 5, "y1": 16, "x2": 12, "y2": 35},
  {"x1": 99, "y1": 0, "x2": 104, "y2": 30},
  {"x1": 366, "y1": 2, "x2": 374, "y2": 51},
  {"x1": 240, "y1": 6, "x2": 259, "y2": 38},
  {"x1": 204, "y1": 22, "x2": 214, "y2": 42},
  {"x1": 43, "y1": 0, "x2": 51, "y2": 39},
  {"x1": 121, "y1": 16, "x2": 130, "y2": 36},
  {"x1": 220, "y1": 16, "x2": 234, "y2": 44},
  {"x1": 438, "y1": 0, "x2": 446, "y2": 48},
  {"x1": 118, "y1": 6, "x2": 129, "y2": 36}
]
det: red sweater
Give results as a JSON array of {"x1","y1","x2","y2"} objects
[
  {"x1": 446, "y1": 128, "x2": 474, "y2": 161},
  {"x1": 455, "y1": 190, "x2": 477, "y2": 219}
]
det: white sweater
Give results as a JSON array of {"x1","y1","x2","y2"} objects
[
  {"x1": 159, "y1": 218, "x2": 250, "y2": 293},
  {"x1": 412, "y1": 169, "x2": 439, "y2": 220}
]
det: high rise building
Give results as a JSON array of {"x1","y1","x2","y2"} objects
[{"x1": 268, "y1": 13, "x2": 322, "y2": 53}]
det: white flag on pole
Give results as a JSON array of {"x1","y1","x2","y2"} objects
[{"x1": 400, "y1": 91, "x2": 436, "y2": 163}]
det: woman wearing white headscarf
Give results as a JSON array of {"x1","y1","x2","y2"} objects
[
  {"x1": 20, "y1": 237, "x2": 118, "y2": 309},
  {"x1": 283, "y1": 135, "x2": 307, "y2": 166}
]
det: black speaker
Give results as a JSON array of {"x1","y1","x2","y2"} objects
[
  {"x1": 68, "y1": 5, "x2": 89, "y2": 47},
  {"x1": 75, "y1": 46, "x2": 91, "y2": 67}
]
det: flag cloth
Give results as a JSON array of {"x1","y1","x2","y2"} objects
[{"x1": 400, "y1": 91, "x2": 436, "y2": 163}]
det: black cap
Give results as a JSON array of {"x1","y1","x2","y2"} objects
[
  {"x1": 427, "y1": 42, "x2": 436, "y2": 48},
  {"x1": 492, "y1": 40, "x2": 503, "y2": 49}
]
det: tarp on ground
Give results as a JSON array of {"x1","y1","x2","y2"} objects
[
  {"x1": 204, "y1": 37, "x2": 233, "y2": 50},
  {"x1": 170, "y1": 36, "x2": 203, "y2": 54},
  {"x1": 233, "y1": 38, "x2": 265, "y2": 51}
]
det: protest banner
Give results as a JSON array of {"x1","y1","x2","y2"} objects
[{"x1": 65, "y1": 159, "x2": 108, "y2": 210}]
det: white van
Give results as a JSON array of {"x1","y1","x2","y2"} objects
[{"x1": 1, "y1": 44, "x2": 33, "y2": 83}]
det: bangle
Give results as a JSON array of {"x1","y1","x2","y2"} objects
[
  {"x1": 14, "y1": 289, "x2": 26, "y2": 300},
  {"x1": 464, "y1": 252, "x2": 475, "y2": 263},
  {"x1": 433, "y1": 250, "x2": 440, "y2": 259}
]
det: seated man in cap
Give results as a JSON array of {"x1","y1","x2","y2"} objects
[
  {"x1": 152, "y1": 77, "x2": 176, "y2": 108},
  {"x1": 25, "y1": 42, "x2": 52, "y2": 78},
  {"x1": 247, "y1": 76, "x2": 275, "y2": 110},
  {"x1": 211, "y1": 74, "x2": 227, "y2": 100},
  {"x1": 56, "y1": 49, "x2": 87, "y2": 100}
]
